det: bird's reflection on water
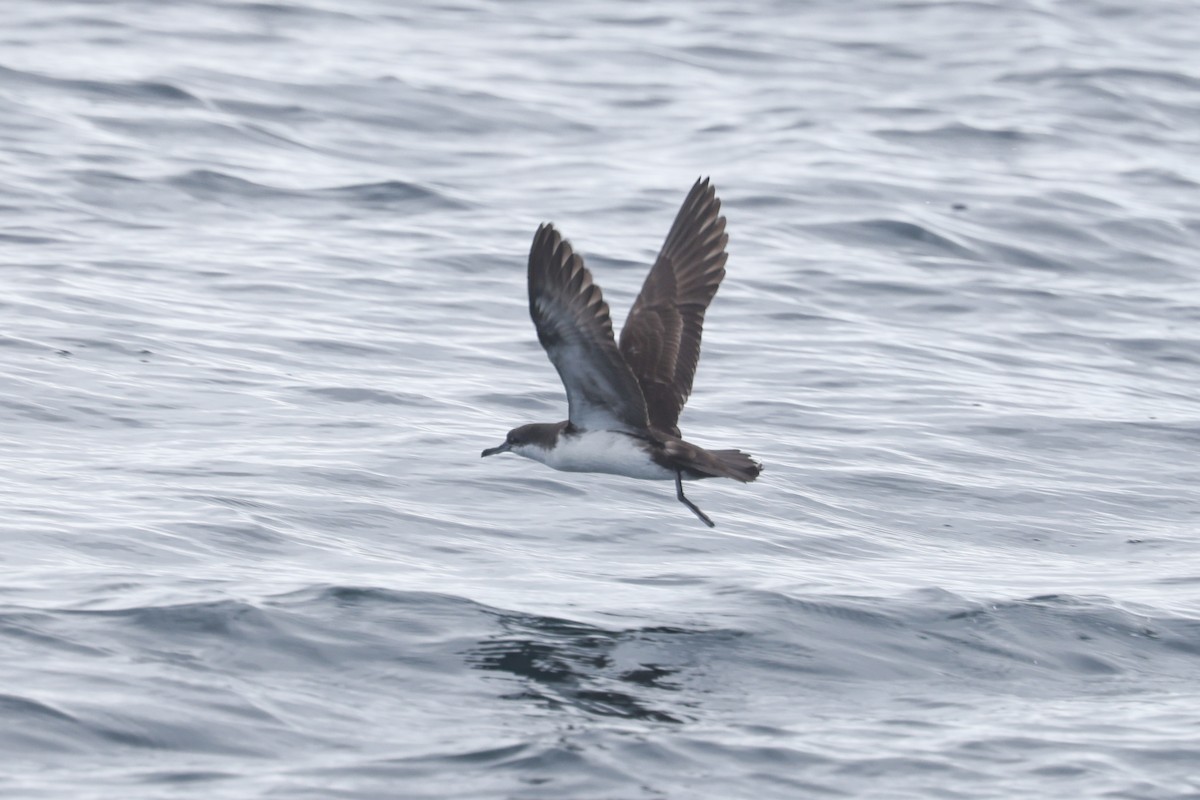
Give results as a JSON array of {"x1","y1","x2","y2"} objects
[{"x1": 467, "y1": 612, "x2": 710, "y2": 724}]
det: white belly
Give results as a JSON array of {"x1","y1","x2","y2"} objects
[{"x1": 525, "y1": 430, "x2": 676, "y2": 481}]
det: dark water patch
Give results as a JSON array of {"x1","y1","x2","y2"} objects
[
  {"x1": 934, "y1": 594, "x2": 1200, "y2": 674},
  {"x1": 167, "y1": 169, "x2": 297, "y2": 200},
  {"x1": 0, "y1": 693, "x2": 78, "y2": 724},
  {"x1": 69, "y1": 169, "x2": 210, "y2": 217},
  {"x1": 305, "y1": 466, "x2": 397, "y2": 491},
  {"x1": 227, "y1": 1, "x2": 365, "y2": 21},
  {"x1": 970, "y1": 239, "x2": 1075, "y2": 272},
  {"x1": 436, "y1": 251, "x2": 523, "y2": 275},
  {"x1": 64, "y1": 598, "x2": 277, "y2": 640},
  {"x1": 682, "y1": 44, "x2": 794, "y2": 65},
  {"x1": 493, "y1": 476, "x2": 589, "y2": 498},
  {"x1": 70, "y1": 403, "x2": 149, "y2": 428},
  {"x1": 0, "y1": 611, "x2": 112, "y2": 658},
  {"x1": 591, "y1": 12, "x2": 671, "y2": 26},
  {"x1": 335, "y1": 275, "x2": 406, "y2": 293},
  {"x1": 296, "y1": 76, "x2": 596, "y2": 137},
  {"x1": 318, "y1": 180, "x2": 464, "y2": 211},
  {"x1": 434, "y1": 741, "x2": 532, "y2": 765},
  {"x1": 0, "y1": 615, "x2": 297, "y2": 755},
  {"x1": 903, "y1": 300, "x2": 976, "y2": 315},
  {"x1": 70, "y1": 79, "x2": 199, "y2": 105},
  {"x1": 268, "y1": 585, "x2": 492, "y2": 635},
  {"x1": 766, "y1": 309, "x2": 840, "y2": 322},
  {"x1": 298, "y1": 584, "x2": 459, "y2": 608},
  {"x1": 1044, "y1": 189, "x2": 1126, "y2": 211},
  {"x1": 799, "y1": 218, "x2": 979, "y2": 259},
  {"x1": 1106, "y1": 336, "x2": 1200, "y2": 366},
  {"x1": 211, "y1": 97, "x2": 318, "y2": 122},
  {"x1": 138, "y1": 170, "x2": 466, "y2": 217},
  {"x1": 737, "y1": 589, "x2": 1200, "y2": 687},
  {"x1": 135, "y1": 770, "x2": 237, "y2": 785},
  {"x1": 614, "y1": 94, "x2": 673, "y2": 110},
  {"x1": 837, "y1": 470, "x2": 975, "y2": 501},
  {"x1": 0, "y1": 231, "x2": 60, "y2": 244},
  {"x1": 184, "y1": 494, "x2": 275, "y2": 512},
  {"x1": 0, "y1": 694, "x2": 89, "y2": 755},
  {"x1": 980, "y1": 209, "x2": 1111, "y2": 249},
  {"x1": 290, "y1": 337, "x2": 391, "y2": 357},
  {"x1": 306, "y1": 386, "x2": 435, "y2": 405},
  {"x1": 1093, "y1": 418, "x2": 1200, "y2": 445},
  {"x1": 1098, "y1": 217, "x2": 1193, "y2": 249},
  {"x1": 0, "y1": 398, "x2": 74, "y2": 424},
  {"x1": 21, "y1": 588, "x2": 468, "y2": 687},
  {"x1": 877, "y1": 122, "x2": 1042, "y2": 154},
  {"x1": 15, "y1": 13, "x2": 127, "y2": 31},
  {"x1": 837, "y1": 39, "x2": 922, "y2": 62},
  {"x1": 168, "y1": 521, "x2": 290, "y2": 557},
  {"x1": 1002, "y1": 65, "x2": 1200, "y2": 94},
  {"x1": 838, "y1": 278, "x2": 947, "y2": 298},
  {"x1": 0, "y1": 65, "x2": 199, "y2": 106},
  {"x1": 1122, "y1": 167, "x2": 1199, "y2": 188}
]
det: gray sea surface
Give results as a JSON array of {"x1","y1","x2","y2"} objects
[{"x1": 3, "y1": 1, "x2": 1200, "y2": 798}]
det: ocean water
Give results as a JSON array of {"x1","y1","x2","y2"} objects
[{"x1": 2, "y1": 0, "x2": 1199, "y2": 797}]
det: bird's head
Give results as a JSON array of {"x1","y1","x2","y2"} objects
[{"x1": 481, "y1": 423, "x2": 558, "y2": 461}]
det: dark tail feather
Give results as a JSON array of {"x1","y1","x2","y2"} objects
[
  {"x1": 664, "y1": 439, "x2": 763, "y2": 483},
  {"x1": 711, "y1": 449, "x2": 762, "y2": 483}
]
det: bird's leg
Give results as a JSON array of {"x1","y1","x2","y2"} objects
[{"x1": 675, "y1": 471, "x2": 715, "y2": 528}]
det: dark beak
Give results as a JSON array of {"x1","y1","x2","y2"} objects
[{"x1": 481, "y1": 442, "x2": 511, "y2": 458}]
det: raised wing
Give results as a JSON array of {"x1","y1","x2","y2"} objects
[
  {"x1": 618, "y1": 178, "x2": 728, "y2": 437},
  {"x1": 528, "y1": 223, "x2": 649, "y2": 433}
]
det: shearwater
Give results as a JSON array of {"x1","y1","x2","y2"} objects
[{"x1": 482, "y1": 178, "x2": 761, "y2": 527}]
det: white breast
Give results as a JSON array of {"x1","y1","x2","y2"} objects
[{"x1": 516, "y1": 430, "x2": 676, "y2": 481}]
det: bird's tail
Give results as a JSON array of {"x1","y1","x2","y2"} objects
[
  {"x1": 709, "y1": 449, "x2": 763, "y2": 483},
  {"x1": 667, "y1": 439, "x2": 762, "y2": 483}
]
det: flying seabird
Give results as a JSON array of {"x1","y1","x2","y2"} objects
[{"x1": 482, "y1": 178, "x2": 761, "y2": 527}]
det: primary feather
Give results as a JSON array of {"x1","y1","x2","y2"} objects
[{"x1": 619, "y1": 178, "x2": 728, "y2": 437}]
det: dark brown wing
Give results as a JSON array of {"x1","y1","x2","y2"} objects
[
  {"x1": 528, "y1": 223, "x2": 649, "y2": 433},
  {"x1": 618, "y1": 178, "x2": 728, "y2": 437}
]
